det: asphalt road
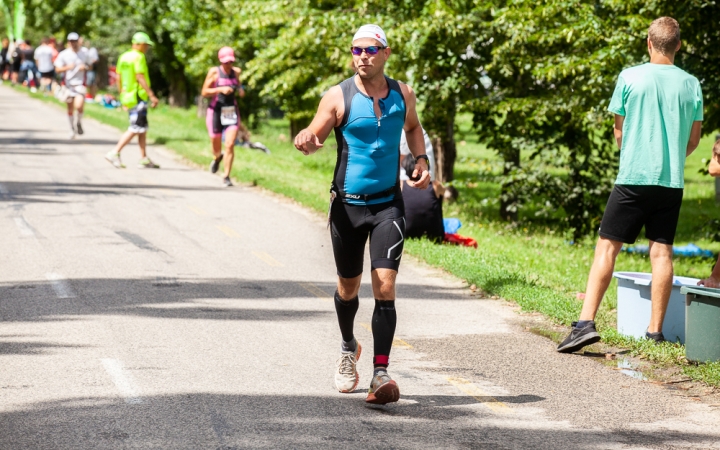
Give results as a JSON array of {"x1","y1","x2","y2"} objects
[{"x1": 1, "y1": 86, "x2": 719, "y2": 449}]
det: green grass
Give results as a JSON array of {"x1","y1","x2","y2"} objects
[{"x1": 14, "y1": 84, "x2": 720, "y2": 386}]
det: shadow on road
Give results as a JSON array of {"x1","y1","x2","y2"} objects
[
  {"x1": 0, "y1": 392, "x2": 715, "y2": 449},
  {"x1": 0, "y1": 137, "x2": 119, "y2": 146},
  {"x1": 0, "y1": 181, "x2": 225, "y2": 203},
  {"x1": 0, "y1": 277, "x2": 471, "y2": 323}
]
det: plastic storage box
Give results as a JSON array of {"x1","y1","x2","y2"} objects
[
  {"x1": 614, "y1": 272, "x2": 699, "y2": 343},
  {"x1": 680, "y1": 286, "x2": 720, "y2": 362}
]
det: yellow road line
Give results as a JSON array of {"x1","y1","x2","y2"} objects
[
  {"x1": 358, "y1": 323, "x2": 412, "y2": 348},
  {"x1": 446, "y1": 377, "x2": 513, "y2": 414},
  {"x1": 252, "y1": 251, "x2": 283, "y2": 267},
  {"x1": 187, "y1": 205, "x2": 208, "y2": 216},
  {"x1": 299, "y1": 283, "x2": 331, "y2": 301},
  {"x1": 216, "y1": 225, "x2": 241, "y2": 238}
]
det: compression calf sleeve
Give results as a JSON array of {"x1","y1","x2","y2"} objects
[
  {"x1": 372, "y1": 299, "x2": 396, "y2": 368},
  {"x1": 67, "y1": 113, "x2": 74, "y2": 128},
  {"x1": 334, "y1": 290, "x2": 359, "y2": 349}
]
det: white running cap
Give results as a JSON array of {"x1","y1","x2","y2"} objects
[
  {"x1": 67, "y1": 32, "x2": 80, "y2": 41},
  {"x1": 352, "y1": 24, "x2": 387, "y2": 47}
]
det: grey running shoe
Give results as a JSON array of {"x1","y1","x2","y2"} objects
[
  {"x1": 210, "y1": 154, "x2": 223, "y2": 173},
  {"x1": 335, "y1": 341, "x2": 362, "y2": 393},
  {"x1": 557, "y1": 321, "x2": 601, "y2": 353},
  {"x1": 104, "y1": 151, "x2": 125, "y2": 169},
  {"x1": 645, "y1": 330, "x2": 666, "y2": 343},
  {"x1": 76, "y1": 122, "x2": 84, "y2": 135},
  {"x1": 223, "y1": 176, "x2": 233, "y2": 187},
  {"x1": 366, "y1": 368, "x2": 400, "y2": 405},
  {"x1": 138, "y1": 158, "x2": 160, "y2": 169}
]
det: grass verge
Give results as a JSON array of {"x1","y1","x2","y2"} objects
[{"x1": 12, "y1": 84, "x2": 720, "y2": 387}]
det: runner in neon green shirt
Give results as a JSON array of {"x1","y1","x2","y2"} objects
[{"x1": 105, "y1": 32, "x2": 160, "y2": 169}]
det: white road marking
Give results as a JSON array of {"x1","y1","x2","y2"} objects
[
  {"x1": 14, "y1": 217, "x2": 34, "y2": 236},
  {"x1": 45, "y1": 273, "x2": 76, "y2": 299},
  {"x1": 101, "y1": 358, "x2": 143, "y2": 404}
]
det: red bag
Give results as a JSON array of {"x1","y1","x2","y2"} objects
[{"x1": 444, "y1": 233, "x2": 478, "y2": 248}]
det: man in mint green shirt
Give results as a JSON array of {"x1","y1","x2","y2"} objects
[
  {"x1": 558, "y1": 17, "x2": 703, "y2": 353},
  {"x1": 105, "y1": 32, "x2": 160, "y2": 169}
]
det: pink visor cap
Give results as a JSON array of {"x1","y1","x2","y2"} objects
[{"x1": 218, "y1": 47, "x2": 235, "y2": 63}]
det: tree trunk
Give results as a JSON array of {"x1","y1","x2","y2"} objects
[
  {"x1": 196, "y1": 95, "x2": 208, "y2": 118},
  {"x1": 167, "y1": 72, "x2": 188, "y2": 107},
  {"x1": 290, "y1": 117, "x2": 311, "y2": 139},
  {"x1": 499, "y1": 148, "x2": 520, "y2": 221},
  {"x1": 425, "y1": 98, "x2": 457, "y2": 183}
]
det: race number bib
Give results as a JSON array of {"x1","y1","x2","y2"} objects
[{"x1": 220, "y1": 106, "x2": 237, "y2": 126}]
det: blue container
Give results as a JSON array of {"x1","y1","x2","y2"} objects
[{"x1": 614, "y1": 272, "x2": 699, "y2": 343}]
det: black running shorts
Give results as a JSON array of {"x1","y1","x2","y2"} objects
[
  {"x1": 598, "y1": 185, "x2": 684, "y2": 245},
  {"x1": 330, "y1": 198, "x2": 405, "y2": 278}
]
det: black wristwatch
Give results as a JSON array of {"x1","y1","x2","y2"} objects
[{"x1": 415, "y1": 154, "x2": 430, "y2": 165}]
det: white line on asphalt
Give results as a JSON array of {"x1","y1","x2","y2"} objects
[
  {"x1": 45, "y1": 273, "x2": 76, "y2": 299},
  {"x1": 101, "y1": 358, "x2": 143, "y2": 404},
  {"x1": 14, "y1": 217, "x2": 34, "y2": 236}
]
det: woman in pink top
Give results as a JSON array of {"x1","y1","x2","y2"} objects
[{"x1": 201, "y1": 47, "x2": 245, "y2": 187}]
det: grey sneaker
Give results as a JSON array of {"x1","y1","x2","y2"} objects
[
  {"x1": 557, "y1": 321, "x2": 601, "y2": 353},
  {"x1": 104, "y1": 151, "x2": 125, "y2": 168},
  {"x1": 366, "y1": 368, "x2": 400, "y2": 405},
  {"x1": 223, "y1": 176, "x2": 233, "y2": 187},
  {"x1": 335, "y1": 341, "x2": 361, "y2": 393},
  {"x1": 210, "y1": 154, "x2": 223, "y2": 174},
  {"x1": 76, "y1": 122, "x2": 84, "y2": 135},
  {"x1": 138, "y1": 158, "x2": 160, "y2": 169},
  {"x1": 645, "y1": 330, "x2": 666, "y2": 343}
]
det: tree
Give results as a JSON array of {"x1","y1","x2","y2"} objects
[{"x1": 472, "y1": 0, "x2": 649, "y2": 236}]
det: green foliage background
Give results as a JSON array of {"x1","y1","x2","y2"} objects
[{"x1": 7, "y1": 0, "x2": 720, "y2": 237}]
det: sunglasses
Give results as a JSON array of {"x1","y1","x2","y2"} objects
[{"x1": 350, "y1": 46, "x2": 386, "y2": 56}]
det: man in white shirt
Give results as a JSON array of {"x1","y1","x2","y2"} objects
[
  {"x1": 81, "y1": 38, "x2": 99, "y2": 99},
  {"x1": 54, "y1": 32, "x2": 90, "y2": 139},
  {"x1": 34, "y1": 37, "x2": 55, "y2": 93},
  {"x1": 400, "y1": 127, "x2": 436, "y2": 182}
]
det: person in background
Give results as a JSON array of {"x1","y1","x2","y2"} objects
[
  {"x1": 82, "y1": 38, "x2": 99, "y2": 100},
  {"x1": 400, "y1": 127, "x2": 435, "y2": 182},
  {"x1": 105, "y1": 32, "x2": 160, "y2": 169},
  {"x1": 1, "y1": 38, "x2": 9, "y2": 82},
  {"x1": 201, "y1": 46, "x2": 245, "y2": 187},
  {"x1": 34, "y1": 37, "x2": 56, "y2": 93},
  {"x1": 400, "y1": 155, "x2": 445, "y2": 242},
  {"x1": 19, "y1": 40, "x2": 39, "y2": 90},
  {"x1": 698, "y1": 140, "x2": 720, "y2": 288},
  {"x1": 557, "y1": 17, "x2": 703, "y2": 353},
  {"x1": 54, "y1": 32, "x2": 90, "y2": 139},
  {"x1": 10, "y1": 39, "x2": 22, "y2": 85}
]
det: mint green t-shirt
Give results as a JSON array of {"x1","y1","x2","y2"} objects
[{"x1": 608, "y1": 63, "x2": 703, "y2": 188}]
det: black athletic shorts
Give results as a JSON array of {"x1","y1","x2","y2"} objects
[
  {"x1": 40, "y1": 70, "x2": 55, "y2": 79},
  {"x1": 598, "y1": 184, "x2": 684, "y2": 245},
  {"x1": 330, "y1": 197, "x2": 405, "y2": 278}
]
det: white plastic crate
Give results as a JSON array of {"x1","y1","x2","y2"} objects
[{"x1": 614, "y1": 272, "x2": 699, "y2": 344}]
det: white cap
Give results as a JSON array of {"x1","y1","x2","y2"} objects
[
  {"x1": 352, "y1": 24, "x2": 387, "y2": 47},
  {"x1": 67, "y1": 32, "x2": 80, "y2": 41}
]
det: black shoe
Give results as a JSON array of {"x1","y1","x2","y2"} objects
[
  {"x1": 557, "y1": 321, "x2": 601, "y2": 353},
  {"x1": 645, "y1": 330, "x2": 666, "y2": 343},
  {"x1": 223, "y1": 176, "x2": 233, "y2": 187},
  {"x1": 76, "y1": 122, "x2": 84, "y2": 135},
  {"x1": 210, "y1": 154, "x2": 223, "y2": 174}
]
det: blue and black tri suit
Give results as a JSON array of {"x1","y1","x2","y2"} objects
[{"x1": 329, "y1": 75, "x2": 407, "y2": 278}]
